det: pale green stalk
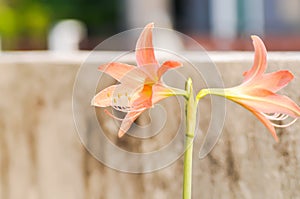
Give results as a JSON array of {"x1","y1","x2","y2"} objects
[
  {"x1": 183, "y1": 78, "x2": 197, "y2": 199},
  {"x1": 182, "y1": 86, "x2": 213, "y2": 199}
]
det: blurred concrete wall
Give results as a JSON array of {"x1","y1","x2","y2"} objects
[{"x1": 0, "y1": 51, "x2": 300, "y2": 199}]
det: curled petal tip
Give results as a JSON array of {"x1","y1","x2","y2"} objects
[
  {"x1": 157, "y1": 60, "x2": 183, "y2": 78},
  {"x1": 251, "y1": 35, "x2": 266, "y2": 49},
  {"x1": 251, "y1": 35, "x2": 264, "y2": 42},
  {"x1": 118, "y1": 130, "x2": 126, "y2": 138},
  {"x1": 251, "y1": 35, "x2": 264, "y2": 45},
  {"x1": 143, "y1": 23, "x2": 154, "y2": 31},
  {"x1": 146, "y1": 22, "x2": 154, "y2": 27},
  {"x1": 242, "y1": 34, "x2": 267, "y2": 82},
  {"x1": 91, "y1": 97, "x2": 95, "y2": 106},
  {"x1": 136, "y1": 22, "x2": 158, "y2": 68},
  {"x1": 269, "y1": 125, "x2": 279, "y2": 142},
  {"x1": 164, "y1": 60, "x2": 183, "y2": 68},
  {"x1": 91, "y1": 95, "x2": 98, "y2": 106},
  {"x1": 98, "y1": 63, "x2": 107, "y2": 70}
]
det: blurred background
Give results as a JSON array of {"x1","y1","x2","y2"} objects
[{"x1": 1, "y1": 0, "x2": 300, "y2": 51}]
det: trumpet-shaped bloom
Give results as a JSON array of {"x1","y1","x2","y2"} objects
[
  {"x1": 204, "y1": 36, "x2": 300, "y2": 141},
  {"x1": 92, "y1": 23, "x2": 185, "y2": 137}
]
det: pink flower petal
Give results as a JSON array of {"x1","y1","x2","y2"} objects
[
  {"x1": 130, "y1": 84, "x2": 153, "y2": 110},
  {"x1": 135, "y1": 23, "x2": 159, "y2": 77},
  {"x1": 118, "y1": 84, "x2": 178, "y2": 137},
  {"x1": 251, "y1": 70, "x2": 294, "y2": 92},
  {"x1": 157, "y1": 60, "x2": 182, "y2": 79},
  {"x1": 98, "y1": 62, "x2": 147, "y2": 84},
  {"x1": 119, "y1": 68, "x2": 149, "y2": 88},
  {"x1": 98, "y1": 62, "x2": 135, "y2": 81},
  {"x1": 235, "y1": 89, "x2": 300, "y2": 117},
  {"x1": 118, "y1": 110, "x2": 144, "y2": 137},
  {"x1": 91, "y1": 85, "x2": 117, "y2": 107},
  {"x1": 92, "y1": 84, "x2": 143, "y2": 112},
  {"x1": 243, "y1": 35, "x2": 267, "y2": 83},
  {"x1": 243, "y1": 104, "x2": 279, "y2": 142}
]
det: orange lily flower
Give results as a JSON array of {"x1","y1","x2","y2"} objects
[
  {"x1": 201, "y1": 35, "x2": 300, "y2": 141},
  {"x1": 91, "y1": 23, "x2": 186, "y2": 137}
]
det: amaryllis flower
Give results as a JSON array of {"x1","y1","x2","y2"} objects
[
  {"x1": 92, "y1": 23, "x2": 185, "y2": 137},
  {"x1": 201, "y1": 35, "x2": 300, "y2": 141}
]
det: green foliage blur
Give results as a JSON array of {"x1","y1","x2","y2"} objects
[{"x1": 0, "y1": 0, "x2": 118, "y2": 50}]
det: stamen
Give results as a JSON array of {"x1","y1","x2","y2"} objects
[
  {"x1": 261, "y1": 113, "x2": 289, "y2": 121},
  {"x1": 261, "y1": 113, "x2": 280, "y2": 120},
  {"x1": 104, "y1": 109, "x2": 123, "y2": 121},
  {"x1": 112, "y1": 104, "x2": 132, "y2": 112},
  {"x1": 271, "y1": 118, "x2": 298, "y2": 128},
  {"x1": 276, "y1": 114, "x2": 289, "y2": 121},
  {"x1": 261, "y1": 112, "x2": 298, "y2": 128}
]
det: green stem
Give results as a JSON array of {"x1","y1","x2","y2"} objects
[{"x1": 183, "y1": 78, "x2": 197, "y2": 199}]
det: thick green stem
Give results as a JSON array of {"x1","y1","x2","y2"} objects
[{"x1": 183, "y1": 78, "x2": 197, "y2": 199}]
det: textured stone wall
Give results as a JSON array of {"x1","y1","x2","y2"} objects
[{"x1": 0, "y1": 51, "x2": 300, "y2": 199}]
